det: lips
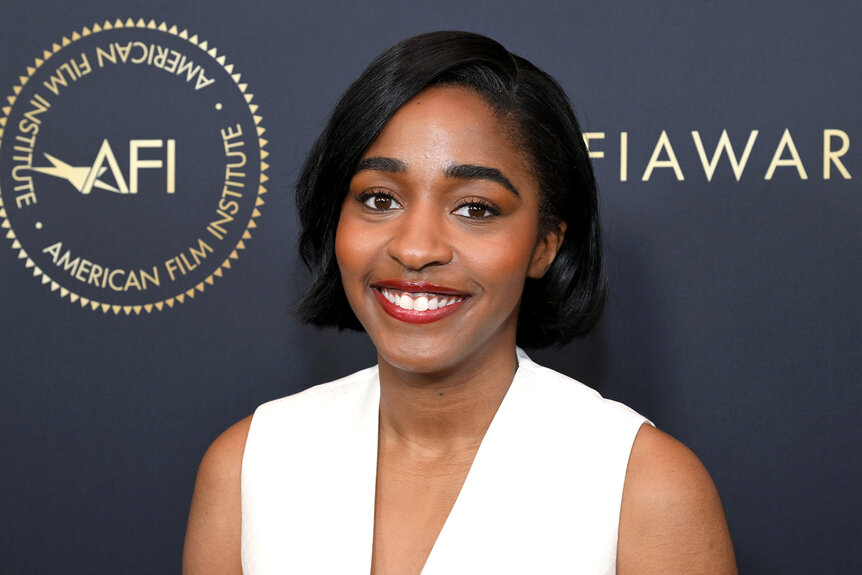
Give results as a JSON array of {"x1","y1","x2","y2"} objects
[{"x1": 372, "y1": 280, "x2": 470, "y2": 324}]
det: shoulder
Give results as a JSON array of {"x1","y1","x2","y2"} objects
[
  {"x1": 515, "y1": 352, "x2": 647, "y2": 434},
  {"x1": 617, "y1": 424, "x2": 737, "y2": 575},
  {"x1": 197, "y1": 415, "x2": 253, "y2": 487},
  {"x1": 182, "y1": 415, "x2": 252, "y2": 575}
]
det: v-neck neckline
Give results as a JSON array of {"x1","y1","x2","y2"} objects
[{"x1": 367, "y1": 352, "x2": 527, "y2": 574}]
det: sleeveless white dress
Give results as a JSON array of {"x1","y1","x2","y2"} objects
[{"x1": 241, "y1": 349, "x2": 648, "y2": 574}]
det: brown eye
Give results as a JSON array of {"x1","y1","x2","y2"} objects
[
  {"x1": 466, "y1": 205, "x2": 487, "y2": 218},
  {"x1": 361, "y1": 192, "x2": 402, "y2": 211},
  {"x1": 374, "y1": 196, "x2": 392, "y2": 210},
  {"x1": 453, "y1": 200, "x2": 499, "y2": 219}
]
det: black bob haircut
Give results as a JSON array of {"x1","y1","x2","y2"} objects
[{"x1": 295, "y1": 31, "x2": 605, "y2": 348}]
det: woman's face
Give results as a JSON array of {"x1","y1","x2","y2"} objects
[{"x1": 335, "y1": 86, "x2": 563, "y2": 375}]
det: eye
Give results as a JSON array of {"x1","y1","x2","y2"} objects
[
  {"x1": 358, "y1": 190, "x2": 402, "y2": 211},
  {"x1": 452, "y1": 199, "x2": 500, "y2": 219}
]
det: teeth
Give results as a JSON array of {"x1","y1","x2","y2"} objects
[{"x1": 380, "y1": 289, "x2": 464, "y2": 312}]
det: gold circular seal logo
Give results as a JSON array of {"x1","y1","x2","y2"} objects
[{"x1": 0, "y1": 19, "x2": 268, "y2": 314}]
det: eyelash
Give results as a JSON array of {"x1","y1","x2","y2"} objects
[
  {"x1": 357, "y1": 190, "x2": 401, "y2": 211},
  {"x1": 452, "y1": 198, "x2": 500, "y2": 219},
  {"x1": 355, "y1": 190, "x2": 500, "y2": 219}
]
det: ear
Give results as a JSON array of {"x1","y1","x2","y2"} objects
[{"x1": 527, "y1": 222, "x2": 566, "y2": 279}]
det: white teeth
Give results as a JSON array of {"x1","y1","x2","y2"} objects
[{"x1": 379, "y1": 288, "x2": 464, "y2": 311}]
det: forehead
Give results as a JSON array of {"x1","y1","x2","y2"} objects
[{"x1": 363, "y1": 86, "x2": 525, "y2": 165}]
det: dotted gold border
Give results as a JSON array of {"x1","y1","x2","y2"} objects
[{"x1": 0, "y1": 18, "x2": 269, "y2": 315}]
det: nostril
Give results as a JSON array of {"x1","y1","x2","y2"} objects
[{"x1": 387, "y1": 227, "x2": 452, "y2": 270}]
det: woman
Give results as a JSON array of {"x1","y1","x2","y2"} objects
[{"x1": 183, "y1": 31, "x2": 737, "y2": 574}]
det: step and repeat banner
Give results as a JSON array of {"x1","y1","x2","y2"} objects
[{"x1": 1, "y1": 1, "x2": 859, "y2": 573}]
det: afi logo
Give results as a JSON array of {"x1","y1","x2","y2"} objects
[{"x1": 32, "y1": 139, "x2": 176, "y2": 195}]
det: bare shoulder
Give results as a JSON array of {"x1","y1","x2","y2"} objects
[
  {"x1": 182, "y1": 415, "x2": 253, "y2": 575},
  {"x1": 617, "y1": 424, "x2": 737, "y2": 575}
]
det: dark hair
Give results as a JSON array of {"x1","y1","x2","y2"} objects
[{"x1": 295, "y1": 31, "x2": 605, "y2": 348}]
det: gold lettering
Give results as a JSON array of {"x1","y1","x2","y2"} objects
[
  {"x1": 207, "y1": 209, "x2": 235, "y2": 240},
  {"x1": 221, "y1": 124, "x2": 243, "y2": 141},
  {"x1": 131, "y1": 41, "x2": 148, "y2": 64},
  {"x1": 164, "y1": 240, "x2": 213, "y2": 281},
  {"x1": 56, "y1": 248, "x2": 81, "y2": 273},
  {"x1": 151, "y1": 45, "x2": 169, "y2": 68},
  {"x1": 165, "y1": 50, "x2": 183, "y2": 74},
  {"x1": 43, "y1": 242, "x2": 63, "y2": 261},
  {"x1": 42, "y1": 68, "x2": 68, "y2": 95},
  {"x1": 583, "y1": 132, "x2": 605, "y2": 159},
  {"x1": 691, "y1": 130, "x2": 759, "y2": 182},
  {"x1": 42, "y1": 242, "x2": 158, "y2": 291},
  {"x1": 96, "y1": 44, "x2": 117, "y2": 66},
  {"x1": 165, "y1": 258, "x2": 181, "y2": 282},
  {"x1": 23, "y1": 93, "x2": 51, "y2": 129},
  {"x1": 76, "y1": 53, "x2": 92, "y2": 77},
  {"x1": 128, "y1": 139, "x2": 170, "y2": 194},
  {"x1": 42, "y1": 54, "x2": 90, "y2": 94},
  {"x1": 138, "y1": 267, "x2": 160, "y2": 289},
  {"x1": 194, "y1": 69, "x2": 215, "y2": 90},
  {"x1": 823, "y1": 129, "x2": 851, "y2": 180},
  {"x1": 84, "y1": 139, "x2": 129, "y2": 194},
  {"x1": 74, "y1": 258, "x2": 92, "y2": 282},
  {"x1": 765, "y1": 129, "x2": 808, "y2": 180},
  {"x1": 620, "y1": 131, "x2": 628, "y2": 182},
  {"x1": 642, "y1": 130, "x2": 684, "y2": 181},
  {"x1": 115, "y1": 42, "x2": 132, "y2": 63},
  {"x1": 189, "y1": 238, "x2": 213, "y2": 265},
  {"x1": 87, "y1": 261, "x2": 104, "y2": 286},
  {"x1": 120, "y1": 270, "x2": 138, "y2": 291}
]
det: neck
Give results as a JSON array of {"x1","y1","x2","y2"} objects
[{"x1": 376, "y1": 345, "x2": 518, "y2": 454}]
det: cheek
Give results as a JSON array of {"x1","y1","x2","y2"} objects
[
  {"x1": 334, "y1": 217, "x2": 347, "y2": 269},
  {"x1": 334, "y1": 213, "x2": 378, "y2": 286},
  {"x1": 467, "y1": 232, "x2": 539, "y2": 296},
  {"x1": 334, "y1": 213, "x2": 359, "y2": 283}
]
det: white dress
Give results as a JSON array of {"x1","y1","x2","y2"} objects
[{"x1": 241, "y1": 349, "x2": 648, "y2": 574}]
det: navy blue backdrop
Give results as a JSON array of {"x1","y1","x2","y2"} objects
[{"x1": 1, "y1": 1, "x2": 859, "y2": 573}]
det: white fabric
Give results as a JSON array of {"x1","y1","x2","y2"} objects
[{"x1": 241, "y1": 349, "x2": 648, "y2": 574}]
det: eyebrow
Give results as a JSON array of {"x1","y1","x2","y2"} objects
[
  {"x1": 354, "y1": 157, "x2": 519, "y2": 197},
  {"x1": 445, "y1": 164, "x2": 519, "y2": 197},
  {"x1": 354, "y1": 156, "x2": 407, "y2": 174}
]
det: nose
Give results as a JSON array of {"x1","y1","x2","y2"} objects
[{"x1": 386, "y1": 204, "x2": 453, "y2": 271}]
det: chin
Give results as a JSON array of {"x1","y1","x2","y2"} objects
[
  {"x1": 369, "y1": 331, "x2": 463, "y2": 376},
  {"x1": 371, "y1": 324, "x2": 517, "y2": 378},
  {"x1": 377, "y1": 342, "x2": 451, "y2": 374}
]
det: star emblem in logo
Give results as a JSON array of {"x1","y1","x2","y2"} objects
[{"x1": 31, "y1": 152, "x2": 122, "y2": 194}]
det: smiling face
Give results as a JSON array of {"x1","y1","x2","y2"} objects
[{"x1": 335, "y1": 86, "x2": 564, "y2": 376}]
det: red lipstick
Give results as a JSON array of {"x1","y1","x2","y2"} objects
[
  {"x1": 372, "y1": 280, "x2": 468, "y2": 296},
  {"x1": 371, "y1": 280, "x2": 470, "y2": 324}
]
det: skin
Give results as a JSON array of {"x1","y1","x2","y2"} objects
[
  {"x1": 183, "y1": 415, "x2": 249, "y2": 574},
  {"x1": 182, "y1": 86, "x2": 737, "y2": 574},
  {"x1": 337, "y1": 86, "x2": 564, "y2": 573}
]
